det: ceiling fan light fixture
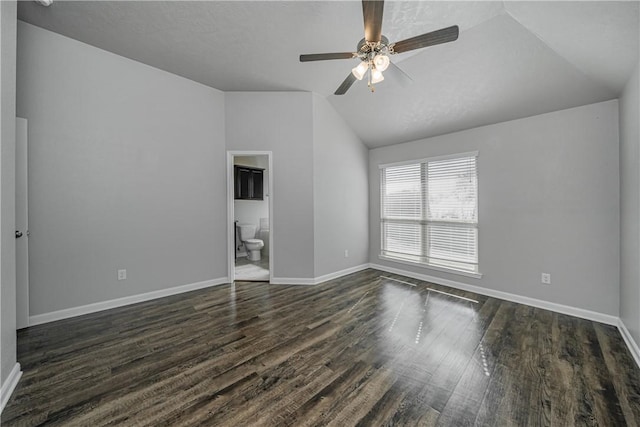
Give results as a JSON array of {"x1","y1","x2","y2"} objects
[
  {"x1": 371, "y1": 68, "x2": 384, "y2": 84},
  {"x1": 373, "y1": 54, "x2": 390, "y2": 72},
  {"x1": 351, "y1": 61, "x2": 369, "y2": 81}
]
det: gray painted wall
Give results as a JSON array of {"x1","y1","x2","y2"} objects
[
  {"x1": 225, "y1": 92, "x2": 315, "y2": 279},
  {"x1": 17, "y1": 22, "x2": 227, "y2": 316},
  {"x1": 369, "y1": 100, "x2": 620, "y2": 316},
  {"x1": 1, "y1": 0, "x2": 17, "y2": 385},
  {"x1": 312, "y1": 94, "x2": 368, "y2": 277},
  {"x1": 620, "y1": 61, "x2": 640, "y2": 344}
]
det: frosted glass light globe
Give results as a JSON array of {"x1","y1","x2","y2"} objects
[
  {"x1": 351, "y1": 61, "x2": 369, "y2": 80},
  {"x1": 373, "y1": 54, "x2": 390, "y2": 72}
]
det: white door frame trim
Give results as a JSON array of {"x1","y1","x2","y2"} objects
[{"x1": 227, "y1": 151, "x2": 274, "y2": 283}]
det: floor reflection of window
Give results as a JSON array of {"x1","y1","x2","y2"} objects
[{"x1": 379, "y1": 277, "x2": 488, "y2": 377}]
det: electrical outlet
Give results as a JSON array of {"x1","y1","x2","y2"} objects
[
  {"x1": 541, "y1": 273, "x2": 551, "y2": 285},
  {"x1": 344, "y1": 250, "x2": 349, "y2": 258},
  {"x1": 118, "y1": 269, "x2": 127, "y2": 281}
]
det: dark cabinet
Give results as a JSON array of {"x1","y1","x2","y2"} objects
[{"x1": 235, "y1": 165, "x2": 264, "y2": 200}]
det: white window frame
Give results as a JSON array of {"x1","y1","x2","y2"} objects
[{"x1": 379, "y1": 151, "x2": 482, "y2": 279}]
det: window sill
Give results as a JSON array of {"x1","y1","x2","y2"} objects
[{"x1": 378, "y1": 254, "x2": 483, "y2": 279}]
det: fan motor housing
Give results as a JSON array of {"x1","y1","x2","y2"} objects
[{"x1": 356, "y1": 35, "x2": 390, "y2": 57}]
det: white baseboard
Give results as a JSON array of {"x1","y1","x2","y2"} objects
[
  {"x1": 1, "y1": 363, "x2": 22, "y2": 414},
  {"x1": 271, "y1": 263, "x2": 370, "y2": 286},
  {"x1": 369, "y1": 263, "x2": 618, "y2": 326},
  {"x1": 313, "y1": 263, "x2": 371, "y2": 285},
  {"x1": 270, "y1": 277, "x2": 316, "y2": 286},
  {"x1": 29, "y1": 277, "x2": 229, "y2": 326},
  {"x1": 618, "y1": 319, "x2": 640, "y2": 368}
]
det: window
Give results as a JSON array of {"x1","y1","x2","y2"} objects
[{"x1": 380, "y1": 153, "x2": 479, "y2": 275}]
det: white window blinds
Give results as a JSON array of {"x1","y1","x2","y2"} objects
[{"x1": 380, "y1": 154, "x2": 478, "y2": 273}]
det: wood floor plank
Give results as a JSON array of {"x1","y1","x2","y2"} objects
[
  {"x1": 524, "y1": 306, "x2": 554, "y2": 427},
  {"x1": 434, "y1": 298, "x2": 502, "y2": 426},
  {"x1": 473, "y1": 301, "x2": 525, "y2": 426},
  {"x1": 3, "y1": 270, "x2": 639, "y2": 426},
  {"x1": 594, "y1": 322, "x2": 640, "y2": 424}
]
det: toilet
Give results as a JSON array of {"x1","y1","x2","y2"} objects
[
  {"x1": 238, "y1": 224, "x2": 264, "y2": 261},
  {"x1": 259, "y1": 218, "x2": 269, "y2": 257}
]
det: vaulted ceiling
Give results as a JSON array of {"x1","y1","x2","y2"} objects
[{"x1": 17, "y1": 1, "x2": 640, "y2": 147}]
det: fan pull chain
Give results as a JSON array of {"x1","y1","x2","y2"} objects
[{"x1": 367, "y1": 66, "x2": 376, "y2": 93}]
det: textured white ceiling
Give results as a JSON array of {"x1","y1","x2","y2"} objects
[
  {"x1": 17, "y1": 1, "x2": 640, "y2": 147},
  {"x1": 505, "y1": 1, "x2": 640, "y2": 93}
]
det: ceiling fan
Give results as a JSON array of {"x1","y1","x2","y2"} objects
[{"x1": 299, "y1": 0, "x2": 459, "y2": 95}]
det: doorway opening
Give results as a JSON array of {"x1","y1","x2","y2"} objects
[{"x1": 227, "y1": 151, "x2": 273, "y2": 282}]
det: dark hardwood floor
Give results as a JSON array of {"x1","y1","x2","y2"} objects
[{"x1": 3, "y1": 269, "x2": 640, "y2": 426}]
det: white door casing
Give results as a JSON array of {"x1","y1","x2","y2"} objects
[{"x1": 227, "y1": 151, "x2": 274, "y2": 283}]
